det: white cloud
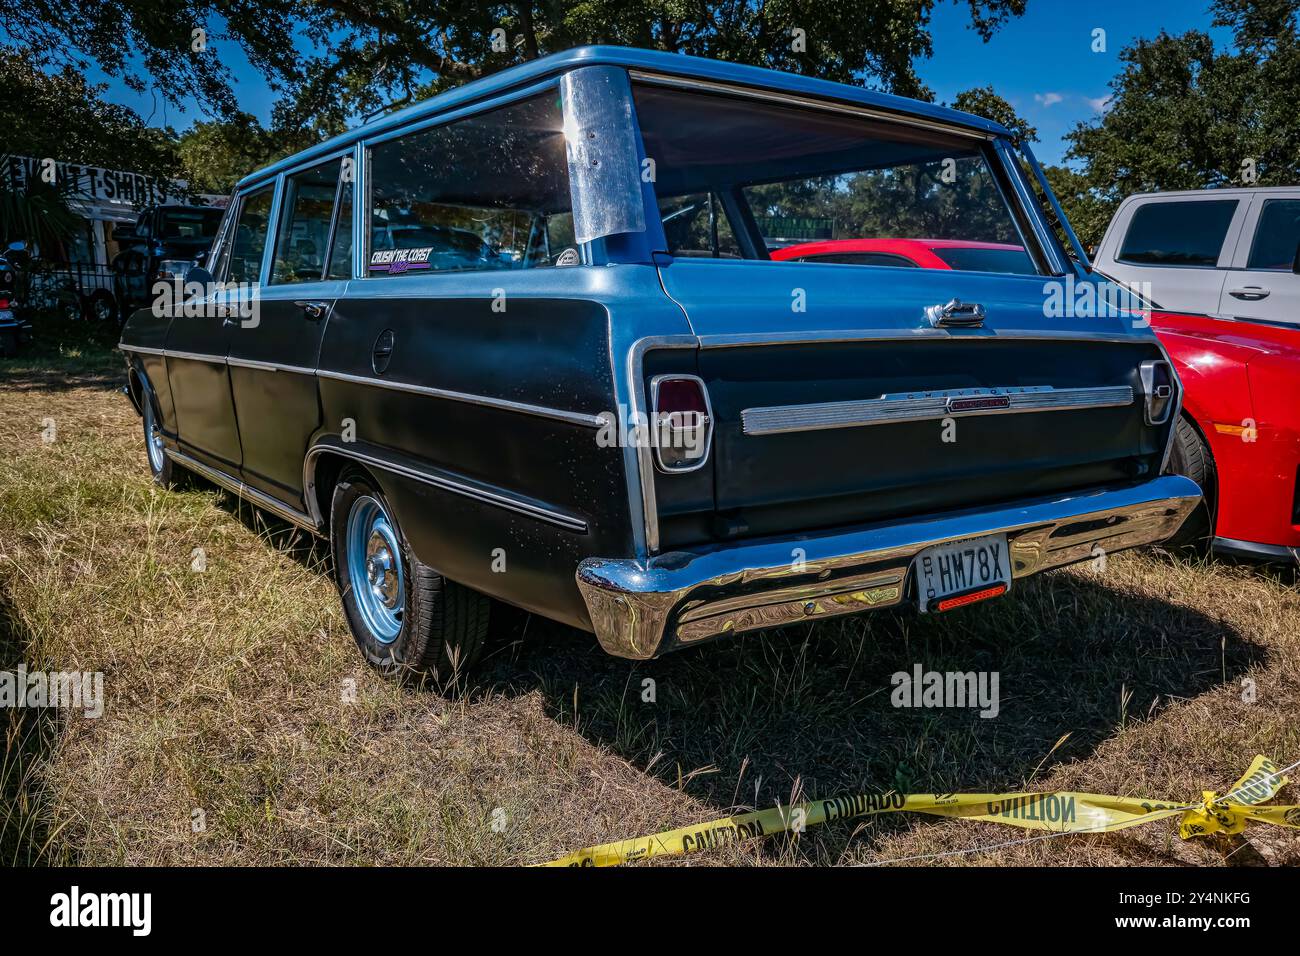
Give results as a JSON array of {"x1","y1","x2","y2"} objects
[
  {"x1": 1086, "y1": 95, "x2": 1113, "y2": 114},
  {"x1": 1034, "y1": 92, "x2": 1065, "y2": 107}
]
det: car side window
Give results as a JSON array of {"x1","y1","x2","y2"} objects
[
  {"x1": 658, "y1": 193, "x2": 742, "y2": 258},
  {"x1": 226, "y1": 186, "x2": 275, "y2": 284},
  {"x1": 1246, "y1": 199, "x2": 1300, "y2": 271},
  {"x1": 366, "y1": 92, "x2": 573, "y2": 276},
  {"x1": 271, "y1": 159, "x2": 344, "y2": 284},
  {"x1": 326, "y1": 175, "x2": 354, "y2": 280},
  {"x1": 1117, "y1": 200, "x2": 1238, "y2": 267}
]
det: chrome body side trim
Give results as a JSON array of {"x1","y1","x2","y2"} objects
[
  {"x1": 696, "y1": 328, "x2": 1157, "y2": 349},
  {"x1": 165, "y1": 349, "x2": 228, "y2": 365},
  {"x1": 303, "y1": 443, "x2": 588, "y2": 533},
  {"x1": 226, "y1": 356, "x2": 316, "y2": 374},
  {"x1": 576, "y1": 475, "x2": 1202, "y2": 659},
  {"x1": 742, "y1": 385, "x2": 1134, "y2": 436},
  {"x1": 167, "y1": 448, "x2": 318, "y2": 531},
  {"x1": 315, "y1": 368, "x2": 605, "y2": 429},
  {"x1": 118, "y1": 344, "x2": 166, "y2": 357}
]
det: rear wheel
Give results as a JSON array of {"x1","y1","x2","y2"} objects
[
  {"x1": 140, "y1": 381, "x2": 186, "y2": 489},
  {"x1": 1164, "y1": 414, "x2": 1216, "y2": 549},
  {"x1": 330, "y1": 467, "x2": 490, "y2": 681}
]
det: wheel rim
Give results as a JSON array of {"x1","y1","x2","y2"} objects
[
  {"x1": 346, "y1": 495, "x2": 405, "y2": 644},
  {"x1": 143, "y1": 400, "x2": 166, "y2": 474}
]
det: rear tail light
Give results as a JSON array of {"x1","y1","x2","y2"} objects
[
  {"x1": 1139, "y1": 359, "x2": 1175, "y2": 425},
  {"x1": 0, "y1": 298, "x2": 8, "y2": 310},
  {"x1": 650, "y1": 374, "x2": 713, "y2": 473}
]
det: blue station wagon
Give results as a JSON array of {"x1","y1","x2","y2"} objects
[{"x1": 119, "y1": 47, "x2": 1202, "y2": 677}]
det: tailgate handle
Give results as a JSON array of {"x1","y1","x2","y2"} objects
[{"x1": 925, "y1": 298, "x2": 986, "y2": 328}]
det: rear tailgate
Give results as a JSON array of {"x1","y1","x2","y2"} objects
[{"x1": 650, "y1": 259, "x2": 1170, "y2": 548}]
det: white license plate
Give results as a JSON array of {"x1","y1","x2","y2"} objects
[{"x1": 914, "y1": 533, "x2": 1011, "y2": 613}]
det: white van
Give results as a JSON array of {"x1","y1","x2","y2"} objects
[{"x1": 1093, "y1": 186, "x2": 1300, "y2": 325}]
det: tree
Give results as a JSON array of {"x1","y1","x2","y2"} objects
[
  {"x1": 949, "y1": 86, "x2": 1037, "y2": 144},
  {"x1": 0, "y1": 51, "x2": 180, "y2": 184},
  {"x1": 0, "y1": 0, "x2": 1029, "y2": 125},
  {"x1": 1058, "y1": 0, "x2": 1300, "y2": 247}
]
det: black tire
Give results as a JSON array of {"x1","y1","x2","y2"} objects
[
  {"x1": 330, "y1": 467, "x2": 490, "y2": 681},
  {"x1": 1164, "y1": 413, "x2": 1216, "y2": 549},
  {"x1": 140, "y1": 380, "x2": 186, "y2": 489},
  {"x1": 85, "y1": 290, "x2": 118, "y2": 324}
]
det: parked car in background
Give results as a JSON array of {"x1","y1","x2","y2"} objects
[
  {"x1": 1094, "y1": 187, "x2": 1300, "y2": 326},
  {"x1": 112, "y1": 203, "x2": 225, "y2": 318},
  {"x1": 770, "y1": 238, "x2": 1038, "y2": 274},
  {"x1": 0, "y1": 247, "x2": 31, "y2": 355},
  {"x1": 119, "y1": 46, "x2": 1200, "y2": 679},
  {"x1": 1150, "y1": 310, "x2": 1300, "y2": 562}
]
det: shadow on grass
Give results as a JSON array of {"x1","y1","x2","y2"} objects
[
  {"x1": 0, "y1": 596, "x2": 60, "y2": 866},
  {"x1": 478, "y1": 563, "x2": 1263, "y2": 861},
  {"x1": 0, "y1": 316, "x2": 124, "y2": 393},
  {"x1": 188, "y1": 475, "x2": 1265, "y2": 862}
]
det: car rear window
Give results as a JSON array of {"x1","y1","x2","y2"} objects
[
  {"x1": 931, "y1": 246, "x2": 1035, "y2": 274},
  {"x1": 1246, "y1": 199, "x2": 1300, "y2": 271},
  {"x1": 633, "y1": 83, "x2": 1039, "y2": 276},
  {"x1": 1117, "y1": 199, "x2": 1237, "y2": 267}
]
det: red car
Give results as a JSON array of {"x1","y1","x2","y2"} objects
[
  {"x1": 773, "y1": 238, "x2": 1300, "y2": 562},
  {"x1": 1152, "y1": 311, "x2": 1300, "y2": 562},
  {"x1": 770, "y1": 238, "x2": 1037, "y2": 274}
]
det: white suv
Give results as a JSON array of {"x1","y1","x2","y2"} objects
[{"x1": 1094, "y1": 186, "x2": 1300, "y2": 326}]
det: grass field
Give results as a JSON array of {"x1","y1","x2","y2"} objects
[{"x1": 2, "y1": 323, "x2": 1298, "y2": 866}]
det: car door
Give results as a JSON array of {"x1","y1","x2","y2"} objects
[
  {"x1": 164, "y1": 187, "x2": 273, "y2": 472},
  {"x1": 1097, "y1": 195, "x2": 1248, "y2": 315},
  {"x1": 227, "y1": 155, "x2": 353, "y2": 509},
  {"x1": 1218, "y1": 195, "x2": 1300, "y2": 326}
]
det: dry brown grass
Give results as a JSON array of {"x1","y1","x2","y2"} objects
[{"x1": 1, "y1": 335, "x2": 1298, "y2": 866}]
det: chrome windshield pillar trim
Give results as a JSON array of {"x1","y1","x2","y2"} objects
[
  {"x1": 576, "y1": 475, "x2": 1202, "y2": 659},
  {"x1": 742, "y1": 385, "x2": 1134, "y2": 436},
  {"x1": 303, "y1": 442, "x2": 588, "y2": 533},
  {"x1": 167, "y1": 448, "x2": 318, "y2": 531},
  {"x1": 315, "y1": 368, "x2": 606, "y2": 429}
]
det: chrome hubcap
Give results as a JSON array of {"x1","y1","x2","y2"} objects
[
  {"x1": 346, "y1": 496, "x2": 404, "y2": 643},
  {"x1": 144, "y1": 401, "x2": 165, "y2": 473}
]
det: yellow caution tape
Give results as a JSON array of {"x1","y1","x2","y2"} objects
[{"x1": 543, "y1": 755, "x2": 1298, "y2": 867}]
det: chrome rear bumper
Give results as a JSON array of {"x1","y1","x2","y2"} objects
[{"x1": 577, "y1": 475, "x2": 1202, "y2": 659}]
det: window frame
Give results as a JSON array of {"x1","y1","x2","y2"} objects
[
  {"x1": 359, "y1": 79, "x2": 574, "y2": 281},
  {"x1": 626, "y1": 73, "x2": 1056, "y2": 278},
  {"x1": 1115, "y1": 198, "x2": 1241, "y2": 270},
  {"x1": 1245, "y1": 197, "x2": 1300, "y2": 273},
  {"x1": 267, "y1": 154, "x2": 352, "y2": 286}
]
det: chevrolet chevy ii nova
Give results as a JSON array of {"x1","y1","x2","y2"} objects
[{"x1": 119, "y1": 47, "x2": 1202, "y2": 677}]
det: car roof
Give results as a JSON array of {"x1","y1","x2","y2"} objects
[
  {"x1": 238, "y1": 45, "x2": 1014, "y2": 191},
  {"x1": 1122, "y1": 186, "x2": 1300, "y2": 202}
]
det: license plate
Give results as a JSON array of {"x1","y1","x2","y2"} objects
[{"x1": 914, "y1": 533, "x2": 1011, "y2": 613}]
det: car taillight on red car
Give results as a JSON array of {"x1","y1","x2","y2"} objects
[
  {"x1": 1139, "y1": 359, "x2": 1175, "y2": 425},
  {"x1": 651, "y1": 374, "x2": 713, "y2": 473},
  {"x1": 0, "y1": 298, "x2": 9, "y2": 310}
]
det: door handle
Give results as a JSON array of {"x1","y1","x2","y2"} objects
[
  {"x1": 294, "y1": 300, "x2": 331, "y2": 320},
  {"x1": 925, "y1": 298, "x2": 986, "y2": 328},
  {"x1": 1228, "y1": 286, "x2": 1271, "y2": 301}
]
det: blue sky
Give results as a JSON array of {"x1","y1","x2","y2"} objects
[{"x1": 86, "y1": 0, "x2": 1230, "y2": 166}]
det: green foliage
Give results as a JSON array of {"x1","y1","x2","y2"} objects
[
  {"x1": 1057, "y1": 0, "x2": 1300, "y2": 248},
  {"x1": 950, "y1": 86, "x2": 1038, "y2": 143},
  {"x1": 0, "y1": 51, "x2": 180, "y2": 184},
  {"x1": 0, "y1": 0, "x2": 1028, "y2": 121}
]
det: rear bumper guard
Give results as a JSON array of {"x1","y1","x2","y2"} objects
[{"x1": 577, "y1": 475, "x2": 1202, "y2": 659}]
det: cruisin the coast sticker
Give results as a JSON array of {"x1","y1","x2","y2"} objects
[{"x1": 370, "y1": 246, "x2": 434, "y2": 274}]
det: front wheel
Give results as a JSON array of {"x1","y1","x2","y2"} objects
[
  {"x1": 1164, "y1": 414, "x2": 1216, "y2": 549},
  {"x1": 330, "y1": 468, "x2": 490, "y2": 681}
]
